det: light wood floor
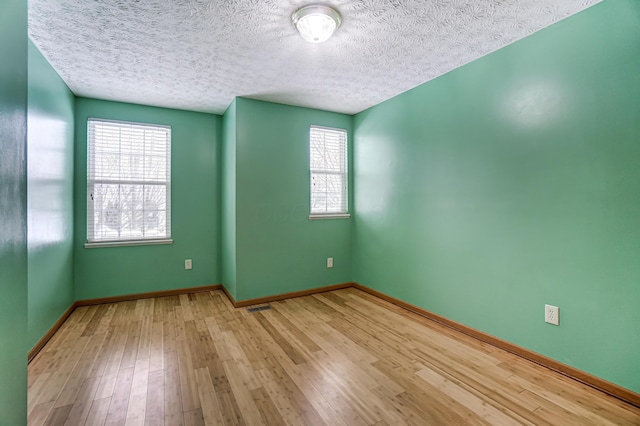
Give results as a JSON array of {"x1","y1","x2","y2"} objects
[{"x1": 28, "y1": 288, "x2": 640, "y2": 425}]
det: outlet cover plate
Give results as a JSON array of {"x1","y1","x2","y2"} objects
[
  {"x1": 327, "y1": 257, "x2": 334, "y2": 268},
  {"x1": 545, "y1": 304, "x2": 559, "y2": 325},
  {"x1": 185, "y1": 259, "x2": 193, "y2": 270}
]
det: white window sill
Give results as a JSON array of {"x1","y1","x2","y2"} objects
[
  {"x1": 309, "y1": 213, "x2": 351, "y2": 220},
  {"x1": 85, "y1": 238, "x2": 174, "y2": 248}
]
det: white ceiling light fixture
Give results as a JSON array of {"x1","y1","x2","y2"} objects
[{"x1": 292, "y1": 4, "x2": 342, "y2": 43}]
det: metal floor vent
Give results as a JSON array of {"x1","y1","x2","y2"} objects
[{"x1": 247, "y1": 305, "x2": 272, "y2": 313}]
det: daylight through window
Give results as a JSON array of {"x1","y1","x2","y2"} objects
[
  {"x1": 310, "y1": 126, "x2": 348, "y2": 216},
  {"x1": 87, "y1": 119, "x2": 171, "y2": 244}
]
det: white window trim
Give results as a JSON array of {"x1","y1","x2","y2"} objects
[
  {"x1": 85, "y1": 238, "x2": 173, "y2": 249},
  {"x1": 87, "y1": 118, "x2": 172, "y2": 247},
  {"x1": 309, "y1": 213, "x2": 351, "y2": 220},
  {"x1": 309, "y1": 125, "x2": 349, "y2": 219}
]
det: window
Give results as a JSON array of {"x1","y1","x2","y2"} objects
[
  {"x1": 309, "y1": 126, "x2": 349, "y2": 218},
  {"x1": 86, "y1": 119, "x2": 172, "y2": 247}
]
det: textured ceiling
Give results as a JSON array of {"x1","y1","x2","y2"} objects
[{"x1": 28, "y1": 0, "x2": 601, "y2": 115}]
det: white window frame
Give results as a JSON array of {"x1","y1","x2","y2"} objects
[
  {"x1": 85, "y1": 118, "x2": 173, "y2": 248},
  {"x1": 309, "y1": 125, "x2": 350, "y2": 219}
]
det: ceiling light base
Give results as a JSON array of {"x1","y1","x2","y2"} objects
[{"x1": 292, "y1": 5, "x2": 342, "y2": 43}]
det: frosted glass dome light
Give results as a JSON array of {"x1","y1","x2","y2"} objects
[{"x1": 292, "y1": 5, "x2": 342, "y2": 43}]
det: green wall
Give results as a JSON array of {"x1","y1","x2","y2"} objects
[
  {"x1": 232, "y1": 98, "x2": 353, "y2": 301},
  {"x1": 27, "y1": 40, "x2": 75, "y2": 349},
  {"x1": 221, "y1": 99, "x2": 238, "y2": 299},
  {"x1": 74, "y1": 98, "x2": 221, "y2": 299},
  {"x1": 353, "y1": 0, "x2": 640, "y2": 393},
  {"x1": 0, "y1": 0, "x2": 28, "y2": 423}
]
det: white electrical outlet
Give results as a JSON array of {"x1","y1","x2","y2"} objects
[
  {"x1": 185, "y1": 259, "x2": 193, "y2": 270},
  {"x1": 327, "y1": 257, "x2": 334, "y2": 268},
  {"x1": 545, "y1": 304, "x2": 559, "y2": 325}
]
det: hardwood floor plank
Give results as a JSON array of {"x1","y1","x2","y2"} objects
[
  {"x1": 501, "y1": 362, "x2": 639, "y2": 426},
  {"x1": 29, "y1": 350, "x2": 56, "y2": 388},
  {"x1": 144, "y1": 369, "x2": 165, "y2": 426},
  {"x1": 28, "y1": 372, "x2": 52, "y2": 416},
  {"x1": 250, "y1": 386, "x2": 285, "y2": 425},
  {"x1": 64, "y1": 376, "x2": 100, "y2": 425},
  {"x1": 186, "y1": 319, "x2": 220, "y2": 371},
  {"x1": 173, "y1": 305, "x2": 187, "y2": 343},
  {"x1": 223, "y1": 345, "x2": 261, "y2": 391},
  {"x1": 317, "y1": 320, "x2": 405, "y2": 396},
  {"x1": 179, "y1": 294, "x2": 195, "y2": 322},
  {"x1": 295, "y1": 361, "x2": 368, "y2": 426},
  {"x1": 370, "y1": 386, "x2": 439, "y2": 426},
  {"x1": 33, "y1": 335, "x2": 91, "y2": 409},
  {"x1": 372, "y1": 357, "x2": 508, "y2": 425},
  {"x1": 28, "y1": 401, "x2": 55, "y2": 426},
  {"x1": 222, "y1": 361, "x2": 264, "y2": 425},
  {"x1": 85, "y1": 397, "x2": 112, "y2": 425},
  {"x1": 125, "y1": 357, "x2": 150, "y2": 425},
  {"x1": 307, "y1": 318, "x2": 378, "y2": 364},
  {"x1": 120, "y1": 321, "x2": 142, "y2": 370},
  {"x1": 149, "y1": 321, "x2": 164, "y2": 373},
  {"x1": 177, "y1": 338, "x2": 201, "y2": 412},
  {"x1": 193, "y1": 367, "x2": 224, "y2": 426},
  {"x1": 104, "y1": 366, "x2": 134, "y2": 425},
  {"x1": 137, "y1": 315, "x2": 153, "y2": 362},
  {"x1": 242, "y1": 312, "x2": 351, "y2": 425},
  {"x1": 163, "y1": 350, "x2": 184, "y2": 426},
  {"x1": 252, "y1": 311, "x2": 307, "y2": 365},
  {"x1": 415, "y1": 366, "x2": 528, "y2": 425},
  {"x1": 230, "y1": 313, "x2": 270, "y2": 371},
  {"x1": 183, "y1": 408, "x2": 204, "y2": 426},
  {"x1": 94, "y1": 324, "x2": 129, "y2": 400},
  {"x1": 161, "y1": 299, "x2": 178, "y2": 355},
  {"x1": 43, "y1": 404, "x2": 72, "y2": 426},
  {"x1": 87, "y1": 325, "x2": 117, "y2": 379},
  {"x1": 215, "y1": 388, "x2": 246, "y2": 426},
  {"x1": 408, "y1": 346, "x2": 547, "y2": 423},
  {"x1": 304, "y1": 353, "x2": 407, "y2": 425},
  {"x1": 28, "y1": 288, "x2": 640, "y2": 426},
  {"x1": 39, "y1": 307, "x2": 82, "y2": 351},
  {"x1": 54, "y1": 333, "x2": 108, "y2": 408},
  {"x1": 521, "y1": 389, "x2": 612, "y2": 426},
  {"x1": 255, "y1": 367, "x2": 309, "y2": 426},
  {"x1": 81, "y1": 304, "x2": 109, "y2": 337},
  {"x1": 266, "y1": 307, "x2": 322, "y2": 353},
  {"x1": 221, "y1": 360, "x2": 266, "y2": 425}
]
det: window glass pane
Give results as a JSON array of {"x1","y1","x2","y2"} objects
[
  {"x1": 309, "y1": 126, "x2": 348, "y2": 215},
  {"x1": 88, "y1": 119, "x2": 171, "y2": 242},
  {"x1": 145, "y1": 155, "x2": 167, "y2": 182}
]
